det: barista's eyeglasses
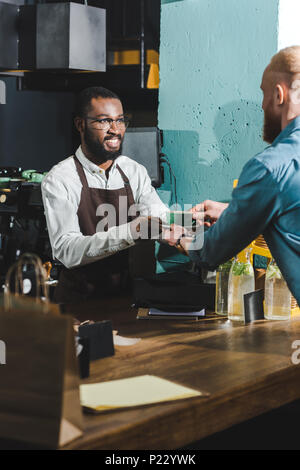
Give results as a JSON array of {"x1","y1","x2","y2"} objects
[{"x1": 85, "y1": 116, "x2": 130, "y2": 131}]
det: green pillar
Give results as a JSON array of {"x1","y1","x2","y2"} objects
[{"x1": 158, "y1": 0, "x2": 290, "y2": 206}]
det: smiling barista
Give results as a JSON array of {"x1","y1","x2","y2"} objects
[{"x1": 42, "y1": 87, "x2": 168, "y2": 305}]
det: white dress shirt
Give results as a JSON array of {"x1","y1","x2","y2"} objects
[{"x1": 41, "y1": 146, "x2": 168, "y2": 269}]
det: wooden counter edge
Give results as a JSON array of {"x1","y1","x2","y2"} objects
[{"x1": 63, "y1": 362, "x2": 300, "y2": 450}]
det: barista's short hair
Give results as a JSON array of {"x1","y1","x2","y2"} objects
[{"x1": 75, "y1": 86, "x2": 121, "y2": 117}]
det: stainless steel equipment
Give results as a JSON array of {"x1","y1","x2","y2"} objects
[{"x1": 1, "y1": 2, "x2": 106, "y2": 72}]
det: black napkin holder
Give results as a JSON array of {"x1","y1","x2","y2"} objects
[
  {"x1": 79, "y1": 320, "x2": 114, "y2": 361},
  {"x1": 244, "y1": 289, "x2": 265, "y2": 323}
]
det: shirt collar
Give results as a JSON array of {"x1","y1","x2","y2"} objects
[
  {"x1": 75, "y1": 146, "x2": 120, "y2": 176},
  {"x1": 272, "y1": 115, "x2": 300, "y2": 146}
]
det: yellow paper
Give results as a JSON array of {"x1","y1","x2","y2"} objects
[{"x1": 80, "y1": 375, "x2": 202, "y2": 411}]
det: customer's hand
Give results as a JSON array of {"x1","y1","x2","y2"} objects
[
  {"x1": 191, "y1": 200, "x2": 229, "y2": 227},
  {"x1": 162, "y1": 224, "x2": 192, "y2": 255}
]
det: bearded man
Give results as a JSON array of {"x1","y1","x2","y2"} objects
[
  {"x1": 164, "y1": 46, "x2": 300, "y2": 305},
  {"x1": 42, "y1": 86, "x2": 167, "y2": 303}
]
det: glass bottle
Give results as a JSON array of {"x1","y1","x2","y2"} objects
[
  {"x1": 228, "y1": 250, "x2": 255, "y2": 322},
  {"x1": 264, "y1": 259, "x2": 291, "y2": 320},
  {"x1": 215, "y1": 259, "x2": 233, "y2": 316}
]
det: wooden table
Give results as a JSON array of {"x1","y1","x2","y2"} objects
[{"x1": 64, "y1": 297, "x2": 300, "y2": 450}]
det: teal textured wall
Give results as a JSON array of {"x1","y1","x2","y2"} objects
[{"x1": 158, "y1": 0, "x2": 279, "y2": 206}]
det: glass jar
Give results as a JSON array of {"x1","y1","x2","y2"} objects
[
  {"x1": 264, "y1": 259, "x2": 291, "y2": 320},
  {"x1": 228, "y1": 251, "x2": 255, "y2": 322},
  {"x1": 215, "y1": 260, "x2": 233, "y2": 316}
]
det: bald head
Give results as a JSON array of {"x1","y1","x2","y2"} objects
[
  {"x1": 263, "y1": 46, "x2": 300, "y2": 90},
  {"x1": 269, "y1": 46, "x2": 300, "y2": 75}
]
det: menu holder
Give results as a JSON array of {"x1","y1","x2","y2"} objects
[
  {"x1": 244, "y1": 289, "x2": 265, "y2": 323},
  {"x1": 137, "y1": 307, "x2": 205, "y2": 321}
]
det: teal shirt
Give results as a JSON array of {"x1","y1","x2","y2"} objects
[{"x1": 189, "y1": 116, "x2": 300, "y2": 304}]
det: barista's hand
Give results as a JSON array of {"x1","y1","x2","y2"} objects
[
  {"x1": 130, "y1": 216, "x2": 162, "y2": 241},
  {"x1": 191, "y1": 200, "x2": 229, "y2": 227},
  {"x1": 162, "y1": 224, "x2": 193, "y2": 255}
]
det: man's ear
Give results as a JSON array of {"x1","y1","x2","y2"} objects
[
  {"x1": 74, "y1": 116, "x2": 84, "y2": 133},
  {"x1": 275, "y1": 84, "x2": 285, "y2": 106}
]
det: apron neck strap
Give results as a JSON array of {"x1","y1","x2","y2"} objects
[
  {"x1": 116, "y1": 164, "x2": 135, "y2": 217},
  {"x1": 74, "y1": 155, "x2": 89, "y2": 189},
  {"x1": 116, "y1": 164, "x2": 130, "y2": 185},
  {"x1": 74, "y1": 156, "x2": 129, "y2": 187},
  {"x1": 74, "y1": 157, "x2": 135, "y2": 210}
]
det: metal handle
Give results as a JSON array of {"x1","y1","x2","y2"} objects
[{"x1": 4, "y1": 253, "x2": 49, "y2": 312}]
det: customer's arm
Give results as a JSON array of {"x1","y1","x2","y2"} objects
[
  {"x1": 164, "y1": 157, "x2": 280, "y2": 269},
  {"x1": 188, "y1": 158, "x2": 280, "y2": 269}
]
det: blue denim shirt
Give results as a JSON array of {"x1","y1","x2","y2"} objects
[{"x1": 189, "y1": 116, "x2": 300, "y2": 304}]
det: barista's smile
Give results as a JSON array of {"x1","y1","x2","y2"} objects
[{"x1": 104, "y1": 136, "x2": 122, "y2": 150}]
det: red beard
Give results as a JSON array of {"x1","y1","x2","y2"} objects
[{"x1": 263, "y1": 109, "x2": 282, "y2": 144}]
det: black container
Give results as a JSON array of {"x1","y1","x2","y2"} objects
[
  {"x1": 79, "y1": 320, "x2": 115, "y2": 362},
  {"x1": 133, "y1": 271, "x2": 216, "y2": 312}
]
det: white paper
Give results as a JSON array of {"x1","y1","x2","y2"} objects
[
  {"x1": 80, "y1": 375, "x2": 202, "y2": 411},
  {"x1": 113, "y1": 334, "x2": 141, "y2": 346}
]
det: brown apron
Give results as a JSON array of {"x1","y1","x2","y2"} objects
[{"x1": 54, "y1": 156, "x2": 136, "y2": 304}]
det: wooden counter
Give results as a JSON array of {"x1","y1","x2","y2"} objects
[{"x1": 63, "y1": 297, "x2": 300, "y2": 450}]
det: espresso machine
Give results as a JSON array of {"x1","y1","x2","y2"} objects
[{"x1": 0, "y1": 166, "x2": 59, "y2": 293}]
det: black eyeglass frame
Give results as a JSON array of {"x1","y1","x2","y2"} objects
[{"x1": 84, "y1": 116, "x2": 130, "y2": 130}]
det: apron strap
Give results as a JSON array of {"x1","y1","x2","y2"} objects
[
  {"x1": 116, "y1": 164, "x2": 130, "y2": 185},
  {"x1": 116, "y1": 164, "x2": 135, "y2": 213},
  {"x1": 73, "y1": 155, "x2": 89, "y2": 190}
]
